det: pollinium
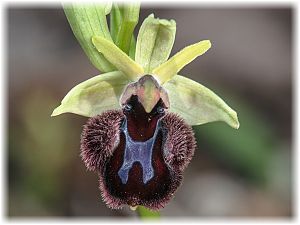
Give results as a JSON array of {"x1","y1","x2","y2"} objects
[{"x1": 80, "y1": 75, "x2": 196, "y2": 210}]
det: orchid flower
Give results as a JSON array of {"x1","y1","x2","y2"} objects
[{"x1": 52, "y1": 3, "x2": 239, "y2": 211}]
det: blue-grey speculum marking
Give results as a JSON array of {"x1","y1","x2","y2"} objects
[{"x1": 118, "y1": 118, "x2": 161, "y2": 185}]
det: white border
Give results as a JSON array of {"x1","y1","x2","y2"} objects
[{"x1": 1, "y1": 0, "x2": 297, "y2": 224}]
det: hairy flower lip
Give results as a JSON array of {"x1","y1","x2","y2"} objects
[
  {"x1": 102, "y1": 112, "x2": 195, "y2": 210},
  {"x1": 78, "y1": 76, "x2": 197, "y2": 211},
  {"x1": 80, "y1": 104, "x2": 196, "y2": 210}
]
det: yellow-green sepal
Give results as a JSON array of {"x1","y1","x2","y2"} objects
[
  {"x1": 92, "y1": 36, "x2": 144, "y2": 81},
  {"x1": 153, "y1": 40, "x2": 211, "y2": 84},
  {"x1": 51, "y1": 71, "x2": 130, "y2": 117},
  {"x1": 63, "y1": 3, "x2": 115, "y2": 73},
  {"x1": 135, "y1": 14, "x2": 176, "y2": 73},
  {"x1": 163, "y1": 75, "x2": 239, "y2": 129}
]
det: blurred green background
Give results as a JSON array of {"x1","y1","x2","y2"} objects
[{"x1": 7, "y1": 5, "x2": 292, "y2": 217}]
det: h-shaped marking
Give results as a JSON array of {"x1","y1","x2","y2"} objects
[{"x1": 118, "y1": 118, "x2": 160, "y2": 184}]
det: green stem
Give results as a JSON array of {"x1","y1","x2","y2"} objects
[
  {"x1": 136, "y1": 206, "x2": 160, "y2": 219},
  {"x1": 110, "y1": 3, "x2": 122, "y2": 43},
  {"x1": 115, "y1": 3, "x2": 140, "y2": 55}
]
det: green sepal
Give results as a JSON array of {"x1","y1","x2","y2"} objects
[
  {"x1": 135, "y1": 14, "x2": 176, "y2": 73},
  {"x1": 163, "y1": 75, "x2": 239, "y2": 129},
  {"x1": 51, "y1": 71, "x2": 130, "y2": 117},
  {"x1": 153, "y1": 40, "x2": 211, "y2": 84},
  {"x1": 137, "y1": 206, "x2": 160, "y2": 219},
  {"x1": 92, "y1": 36, "x2": 144, "y2": 80},
  {"x1": 63, "y1": 3, "x2": 115, "y2": 73}
]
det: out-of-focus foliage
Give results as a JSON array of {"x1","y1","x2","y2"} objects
[
  {"x1": 9, "y1": 90, "x2": 78, "y2": 215},
  {"x1": 194, "y1": 93, "x2": 290, "y2": 187}
]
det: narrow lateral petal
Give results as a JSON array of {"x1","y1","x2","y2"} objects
[
  {"x1": 153, "y1": 40, "x2": 211, "y2": 84},
  {"x1": 92, "y1": 36, "x2": 144, "y2": 81}
]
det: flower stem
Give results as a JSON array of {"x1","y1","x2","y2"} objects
[
  {"x1": 113, "y1": 3, "x2": 140, "y2": 55},
  {"x1": 136, "y1": 206, "x2": 160, "y2": 219}
]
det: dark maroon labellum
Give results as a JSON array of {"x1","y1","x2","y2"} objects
[{"x1": 81, "y1": 93, "x2": 196, "y2": 210}]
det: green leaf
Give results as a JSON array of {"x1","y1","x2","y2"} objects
[
  {"x1": 153, "y1": 40, "x2": 211, "y2": 84},
  {"x1": 163, "y1": 75, "x2": 239, "y2": 129},
  {"x1": 135, "y1": 14, "x2": 176, "y2": 73},
  {"x1": 137, "y1": 206, "x2": 160, "y2": 219},
  {"x1": 51, "y1": 71, "x2": 130, "y2": 117},
  {"x1": 63, "y1": 3, "x2": 115, "y2": 72},
  {"x1": 92, "y1": 36, "x2": 144, "y2": 80},
  {"x1": 115, "y1": 2, "x2": 140, "y2": 54},
  {"x1": 193, "y1": 99, "x2": 276, "y2": 183}
]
